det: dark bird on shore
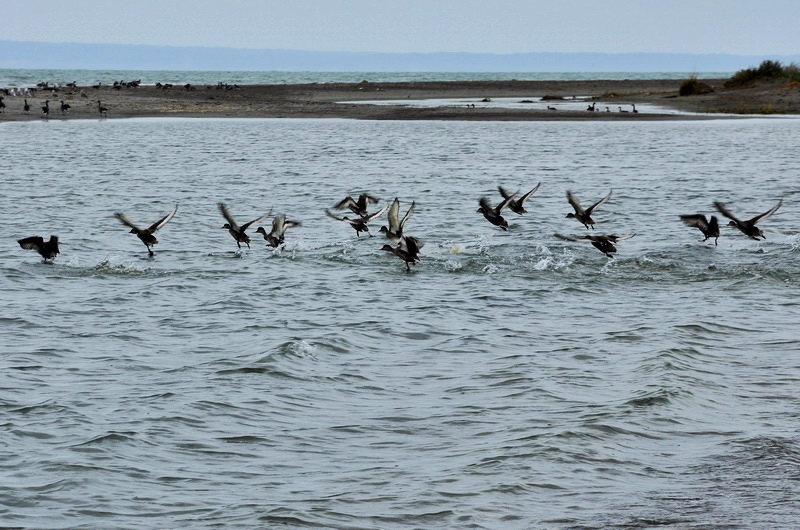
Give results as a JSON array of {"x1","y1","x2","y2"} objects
[
  {"x1": 632, "y1": 104, "x2": 639, "y2": 113},
  {"x1": 618, "y1": 106, "x2": 629, "y2": 113},
  {"x1": 97, "y1": 100, "x2": 108, "y2": 116},
  {"x1": 41, "y1": 100, "x2": 49, "y2": 118},
  {"x1": 255, "y1": 214, "x2": 301, "y2": 248},
  {"x1": 477, "y1": 195, "x2": 515, "y2": 231},
  {"x1": 379, "y1": 197, "x2": 415, "y2": 241},
  {"x1": 555, "y1": 233, "x2": 634, "y2": 258},
  {"x1": 219, "y1": 202, "x2": 271, "y2": 249},
  {"x1": 498, "y1": 182, "x2": 541, "y2": 215},
  {"x1": 714, "y1": 200, "x2": 782, "y2": 240},
  {"x1": 0, "y1": 96, "x2": 5, "y2": 113},
  {"x1": 60, "y1": 100, "x2": 71, "y2": 114},
  {"x1": 326, "y1": 203, "x2": 389, "y2": 237},
  {"x1": 547, "y1": 105, "x2": 557, "y2": 111},
  {"x1": 332, "y1": 193, "x2": 380, "y2": 217},
  {"x1": 587, "y1": 102, "x2": 596, "y2": 111},
  {"x1": 23, "y1": 99, "x2": 30, "y2": 113},
  {"x1": 114, "y1": 205, "x2": 178, "y2": 257},
  {"x1": 18, "y1": 235, "x2": 60, "y2": 262},
  {"x1": 679, "y1": 214, "x2": 720, "y2": 245},
  {"x1": 381, "y1": 235, "x2": 423, "y2": 272},
  {"x1": 565, "y1": 190, "x2": 612, "y2": 229}
]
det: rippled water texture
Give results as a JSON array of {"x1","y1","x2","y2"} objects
[{"x1": 2, "y1": 117, "x2": 799, "y2": 528}]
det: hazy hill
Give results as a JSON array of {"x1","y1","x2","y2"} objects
[{"x1": 2, "y1": 40, "x2": 798, "y2": 72}]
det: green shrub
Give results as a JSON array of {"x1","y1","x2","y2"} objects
[
  {"x1": 679, "y1": 76, "x2": 714, "y2": 96},
  {"x1": 725, "y1": 60, "x2": 800, "y2": 88}
]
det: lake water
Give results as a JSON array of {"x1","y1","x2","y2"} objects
[{"x1": 1, "y1": 116, "x2": 799, "y2": 529}]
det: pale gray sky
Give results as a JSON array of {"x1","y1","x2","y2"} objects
[{"x1": 4, "y1": 0, "x2": 798, "y2": 55}]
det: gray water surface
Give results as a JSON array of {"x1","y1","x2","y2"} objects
[{"x1": 2, "y1": 117, "x2": 799, "y2": 528}]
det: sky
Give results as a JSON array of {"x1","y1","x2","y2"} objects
[{"x1": 4, "y1": 0, "x2": 799, "y2": 56}]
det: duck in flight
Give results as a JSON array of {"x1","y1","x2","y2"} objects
[
  {"x1": 332, "y1": 193, "x2": 380, "y2": 217},
  {"x1": 477, "y1": 194, "x2": 515, "y2": 231},
  {"x1": 555, "y1": 233, "x2": 635, "y2": 258},
  {"x1": 326, "y1": 203, "x2": 389, "y2": 237},
  {"x1": 565, "y1": 190, "x2": 612, "y2": 229},
  {"x1": 679, "y1": 214, "x2": 720, "y2": 245},
  {"x1": 379, "y1": 197, "x2": 415, "y2": 242},
  {"x1": 219, "y1": 202, "x2": 271, "y2": 249},
  {"x1": 114, "y1": 205, "x2": 178, "y2": 257},
  {"x1": 18, "y1": 235, "x2": 60, "y2": 262},
  {"x1": 498, "y1": 182, "x2": 541, "y2": 215},
  {"x1": 381, "y1": 235, "x2": 423, "y2": 272},
  {"x1": 255, "y1": 214, "x2": 301, "y2": 248},
  {"x1": 714, "y1": 200, "x2": 782, "y2": 240}
]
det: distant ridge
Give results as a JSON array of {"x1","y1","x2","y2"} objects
[{"x1": 2, "y1": 40, "x2": 798, "y2": 72}]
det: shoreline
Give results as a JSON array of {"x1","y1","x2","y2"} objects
[{"x1": 2, "y1": 78, "x2": 798, "y2": 122}]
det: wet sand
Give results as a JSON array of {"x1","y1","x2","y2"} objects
[{"x1": 2, "y1": 78, "x2": 799, "y2": 121}]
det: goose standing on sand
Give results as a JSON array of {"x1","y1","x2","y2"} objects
[
  {"x1": 114, "y1": 205, "x2": 178, "y2": 257},
  {"x1": 618, "y1": 106, "x2": 629, "y2": 113},
  {"x1": 714, "y1": 200, "x2": 782, "y2": 240},
  {"x1": 498, "y1": 182, "x2": 541, "y2": 215},
  {"x1": 587, "y1": 102, "x2": 596, "y2": 111},
  {"x1": 332, "y1": 193, "x2": 380, "y2": 217},
  {"x1": 326, "y1": 203, "x2": 389, "y2": 237},
  {"x1": 41, "y1": 100, "x2": 49, "y2": 118},
  {"x1": 379, "y1": 197, "x2": 415, "y2": 241},
  {"x1": 381, "y1": 235, "x2": 423, "y2": 272},
  {"x1": 255, "y1": 214, "x2": 301, "y2": 248},
  {"x1": 565, "y1": 190, "x2": 612, "y2": 229},
  {"x1": 219, "y1": 202, "x2": 271, "y2": 249},
  {"x1": 0, "y1": 96, "x2": 5, "y2": 113},
  {"x1": 631, "y1": 104, "x2": 639, "y2": 113},
  {"x1": 23, "y1": 99, "x2": 30, "y2": 113},
  {"x1": 97, "y1": 100, "x2": 108, "y2": 116},
  {"x1": 554, "y1": 233, "x2": 635, "y2": 258},
  {"x1": 679, "y1": 214, "x2": 720, "y2": 245},
  {"x1": 18, "y1": 235, "x2": 60, "y2": 262},
  {"x1": 477, "y1": 194, "x2": 515, "y2": 231},
  {"x1": 60, "y1": 100, "x2": 71, "y2": 114}
]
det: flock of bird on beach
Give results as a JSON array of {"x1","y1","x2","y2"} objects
[{"x1": 17, "y1": 185, "x2": 784, "y2": 271}]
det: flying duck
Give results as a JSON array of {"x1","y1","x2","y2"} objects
[
  {"x1": 379, "y1": 197, "x2": 415, "y2": 241},
  {"x1": 565, "y1": 189, "x2": 612, "y2": 229},
  {"x1": 477, "y1": 194, "x2": 515, "y2": 231},
  {"x1": 555, "y1": 233, "x2": 634, "y2": 258},
  {"x1": 679, "y1": 214, "x2": 720, "y2": 245},
  {"x1": 498, "y1": 182, "x2": 541, "y2": 215},
  {"x1": 326, "y1": 203, "x2": 389, "y2": 237},
  {"x1": 333, "y1": 193, "x2": 380, "y2": 217},
  {"x1": 714, "y1": 200, "x2": 782, "y2": 240},
  {"x1": 255, "y1": 214, "x2": 300, "y2": 247},
  {"x1": 114, "y1": 205, "x2": 178, "y2": 256},
  {"x1": 381, "y1": 235, "x2": 423, "y2": 272},
  {"x1": 18, "y1": 235, "x2": 60, "y2": 262},
  {"x1": 219, "y1": 202, "x2": 271, "y2": 249}
]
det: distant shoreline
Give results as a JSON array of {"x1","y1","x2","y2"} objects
[{"x1": 2, "y1": 78, "x2": 798, "y2": 122}]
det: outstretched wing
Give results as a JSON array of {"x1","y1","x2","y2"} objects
[
  {"x1": 566, "y1": 191, "x2": 584, "y2": 215},
  {"x1": 240, "y1": 209, "x2": 273, "y2": 231},
  {"x1": 498, "y1": 185, "x2": 517, "y2": 200},
  {"x1": 325, "y1": 209, "x2": 346, "y2": 222},
  {"x1": 554, "y1": 233, "x2": 579, "y2": 242},
  {"x1": 147, "y1": 204, "x2": 178, "y2": 233},
  {"x1": 517, "y1": 182, "x2": 542, "y2": 205},
  {"x1": 218, "y1": 202, "x2": 240, "y2": 230},
  {"x1": 749, "y1": 199, "x2": 782, "y2": 225},
  {"x1": 713, "y1": 201, "x2": 740, "y2": 224},
  {"x1": 399, "y1": 200, "x2": 415, "y2": 230},
  {"x1": 495, "y1": 193, "x2": 515, "y2": 213},
  {"x1": 385, "y1": 198, "x2": 400, "y2": 233},
  {"x1": 18, "y1": 236, "x2": 45, "y2": 250},
  {"x1": 364, "y1": 203, "x2": 390, "y2": 222},
  {"x1": 114, "y1": 213, "x2": 142, "y2": 232},
  {"x1": 333, "y1": 196, "x2": 357, "y2": 210},
  {"x1": 680, "y1": 214, "x2": 709, "y2": 231},
  {"x1": 585, "y1": 190, "x2": 612, "y2": 215}
]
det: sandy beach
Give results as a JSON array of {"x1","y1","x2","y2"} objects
[{"x1": 2, "y1": 77, "x2": 799, "y2": 121}]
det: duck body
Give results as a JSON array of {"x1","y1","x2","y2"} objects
[
  {"x1": 679, "y1": 214, "x2": 720, "y2": 245},
  {"x1": 477, "y1": 195, "x2": 514, "y2": 231},
  {"x1": 381, "y1": 235, "x2": 423, "y2": 271},
  {"x1": 498, "y1": 182, "x2": 541, "y2": 215},
  {"x1": 566, "y1": 190, "x2": 612, "y2": 229},
  {"x1": 326, "y1": 203, "x2": 389, "y2": 237},
  {"x1": 219, "y1": 202, "x2": 271, "y2": 249},
  {"x1": 255, "y1": 214, "x2": 300, "y2": 247},
  {"x1": 115, "y1": 205, "x2": 178, "y2": 256},
  {"x1": 333, "y1": 193, "x2": 380, "y2": 217},
  {"x1": 379, "y1": 197, "x2": 415, "y2": 241},
  {"x1": 18, "y1": 235, "x2": 60, "y2": 261},
  {"x1": 714, "y1": 200, "x2": 781, "y2": 240},
  {"x1": 555, "y1": 233, "x2": 634, "y2": 258}
]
